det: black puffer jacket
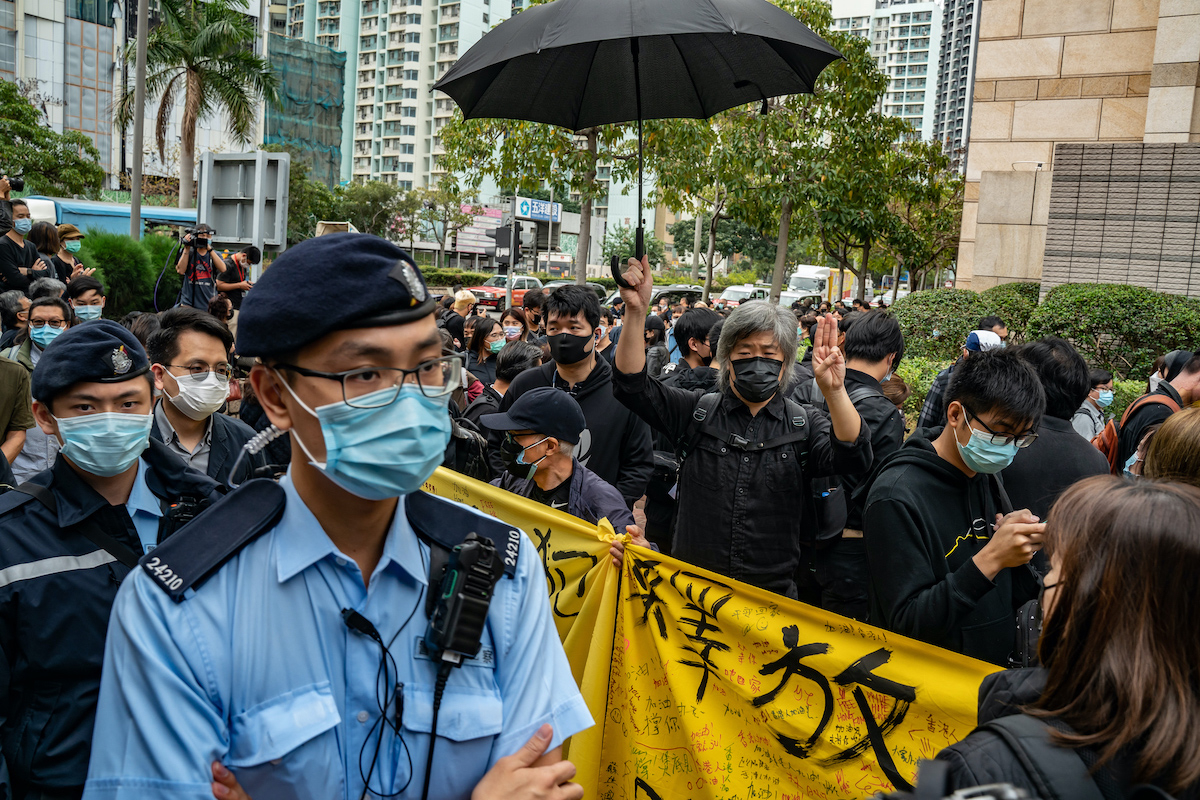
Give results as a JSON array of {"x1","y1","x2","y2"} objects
[{"x1": 936, "y1": 669, "x2": 1200, "y2": 799}]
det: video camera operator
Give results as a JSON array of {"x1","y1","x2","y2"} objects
[{"x1": 175, "y1": 223, "x2": 225, "y2": 311}]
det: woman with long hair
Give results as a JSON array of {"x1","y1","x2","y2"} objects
[
  {"x1": 935, "y1": 475, "x2": 1200, "y2": 798},
  {"x1": 500, "y1": 306, "x2": 530, "y2": 343},
  {"x1": 466, "y1": 316, "x2": 503, "y2": 386}
]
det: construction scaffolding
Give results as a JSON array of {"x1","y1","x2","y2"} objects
[{"x1": 264, "y1": 34, "x2": 345, "y2": 188}]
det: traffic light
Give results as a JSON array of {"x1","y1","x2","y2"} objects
[
  {"x1": 484, "y1": 225, "x2": 511, "y2": 263},
  {"x1": 513, "y1": 221, "x2": 524, "y2": 265}
]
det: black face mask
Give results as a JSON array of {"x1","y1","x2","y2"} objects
[
  {"x1": 547, "y1": 332, "x2": 593, "y2": 366},
  {"x1": 731, "y1": 356, "x2": 783, "y2": 403}
]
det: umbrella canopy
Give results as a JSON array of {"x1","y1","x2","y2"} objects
[{"x1": 435, "y1": 0, "x2": 842, "y2": 131}]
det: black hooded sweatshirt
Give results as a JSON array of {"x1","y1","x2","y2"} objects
[
  {"x1": 487, "y1": 355, "x2": 654, "y2": 506},
  {"x1": 862, "y1": 426, "x2": 1038, "y2": 665}
]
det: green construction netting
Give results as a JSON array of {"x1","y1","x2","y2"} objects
[{"x1": 264, "y1": 35, "x2": 346, "y2": 187}]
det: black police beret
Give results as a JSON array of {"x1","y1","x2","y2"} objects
[
  {"x1": 479, "y1": 386, "x2": 587, "y2": 445},
  {"x1": 236, "y1": 233, "x2": 437, "y2": 358},
  {"x1": 31, "y1": 319, "x2": 151, "y2": 404}
]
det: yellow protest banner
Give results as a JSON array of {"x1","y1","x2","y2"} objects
[{"x1": 424, "y1": 468, "x2": 1001, "y2": 799}]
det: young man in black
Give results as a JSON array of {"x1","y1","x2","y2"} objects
[{"x1": 864, "y1": 350, "x2": 1044, "y2": 665}]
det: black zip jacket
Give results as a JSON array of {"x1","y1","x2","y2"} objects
[
  {"x1": 0, "y1": 440, "x2": 221, "y2": 796},
  {"x1": 863, "y1": 428, "x2": 1038, "y2": 665},
  {"x1": 612, "y1": 365, "x2": 872, "y2": 598},
  {"x1": 488, "y1": 356, "x2": 654, "y2": 506}
]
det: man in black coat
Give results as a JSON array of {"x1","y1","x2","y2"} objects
[
  {"x1": 0, "y1": 321, "x2": 221, "y2": 798},
  {"x1": 1117, "y1": 351, "x2": 1200, "y2": 470},
  {"x1": 488, "y1": 285, "x2": 653, "y2": 507},
  {"x1": 146, "y1": 307, "x2": 263, "y2": 485},
  {"x1": 1002, "y1": 337, "x2": 1110, "y2": 524}
]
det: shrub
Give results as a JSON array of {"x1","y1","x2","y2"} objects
[
  {"x1": 1026, "y1": 283, "x2": 1200, "y2": 380},
  {"x1": 890, "y1": 288, "x2": 987, "y2": 362},
  {"x1": 77, "y1": 231, "x2": 153, "y2": 319},
  {"x1": 1110, "y1": 378, "x2": 1147, "y2": 423},
  {"x1": 895, "y1": 356, "x2": 952, "y2": 421},
  {"x1": 421, "y1": 270, "x2": 494, "y2": 289},
  {"x1": 979, "y1": 282, "x2": 1040, "y2": 343}
]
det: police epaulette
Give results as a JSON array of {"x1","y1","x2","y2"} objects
[
  {"x1": 406, "y1": 491, "x2": 520, "y2": 580},
  {"x1": 140, "y1": 479, "x2": 287, "y2": 603}
]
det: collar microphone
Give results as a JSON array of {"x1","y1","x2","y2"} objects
[{"x1": 341, "y1": 608, "x2": 382, "y2": 642}]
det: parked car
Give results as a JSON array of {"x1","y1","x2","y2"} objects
[
  {"x1": 541, "y1": 280, "x2": 608, "y2": 300},
  {"x1": 871, "y1": 289, "x2": 911, "y2": 307},
  {"x1": 714, "y1": 284, "x2": 772, "y2": 310},
  {"x1": 467, "y1": 274, "x2": 544, "y2": 309}
]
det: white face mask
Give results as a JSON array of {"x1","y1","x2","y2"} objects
[{"x1": 166, "y1": 371, "x2": 229, "y2": 420}]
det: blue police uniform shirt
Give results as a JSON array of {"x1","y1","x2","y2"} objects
[
  {"x1": 125, "y1": 457, "x2": 163, "y2": 554},
  {"x1": 83, "y1": 472, "x2": 593, "y2": 800}
]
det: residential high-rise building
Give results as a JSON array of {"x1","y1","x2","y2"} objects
[
  {"x1": 932, "y1": 0, "x2": 980, "y2": 169},
  {"x1": 285, "y1": 0, "x2": 509, "y2": 187},
  {"x1": 832, "y1": 0, "x2": 944, "y2": 142}
]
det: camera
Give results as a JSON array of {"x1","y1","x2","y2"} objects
[{"x1": 2, "y1": 175, "x2": 24, "y2": 192}]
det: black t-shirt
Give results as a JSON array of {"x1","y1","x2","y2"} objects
[
  {"x1": 527, "y1": 465, "x2": 573, "y2": 512},
  {"x1": 50, "y1": 255, "x2": 77, "y2": 284},
  {"x1": 0, "y1": 236, "x2": 37, "y2": 293},
  {"x1": 218, "y1": 259, "x2": 247, "y2": 309}
]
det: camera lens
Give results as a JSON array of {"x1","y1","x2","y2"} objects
[{"x1": 5, "y1": 177, "x2": 23, "y2": 192}]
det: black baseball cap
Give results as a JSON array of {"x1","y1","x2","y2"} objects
[{"x1": 479, "y1": 386, "x2": 586, "y2": 445}]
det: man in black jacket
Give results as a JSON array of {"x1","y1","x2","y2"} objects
[
  {"x1": 794, "y1": 311, "x2": 906, "y2": 620},
  {"x1": 1117, "y1": 350, "x2": 1200, "y2": 470},
  {"x1": 612, "y1": 257, "x2": 871, "y2": 599},
  {"x1": 863, "y1": 350, "x2": 1044, "y2": 665},
  {"x1": 1002, "y1": 337, "x2": 1109, "y2": 523},
  {"x1": 0, "y1": 320, "x2": 221, "y2": 798},
  {"x1": 489, "y1": 285, "x2": 653, "y2": 507},
  {"x1": 146, "y1": 307, "x2": 263, "y2": 485}
]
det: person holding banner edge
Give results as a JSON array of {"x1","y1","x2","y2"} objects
[{"x1": 611, "y1": 255, "x2": 872, "y2": 599}]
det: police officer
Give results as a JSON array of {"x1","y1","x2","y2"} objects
[
  {"x1": 0, "y1": 320, "x2": 221, "y2": 800},
  {"x1": 83, "y1": 234, "x2": 592, "y2": 800}
]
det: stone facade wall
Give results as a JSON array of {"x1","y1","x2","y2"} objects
[{"x1": 1041, "y1": 142, "x2": 1200, "y2": 297}]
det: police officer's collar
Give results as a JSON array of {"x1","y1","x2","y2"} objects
[{"x1": 274, "y1": 474, "x2": 428, "y2": 586}]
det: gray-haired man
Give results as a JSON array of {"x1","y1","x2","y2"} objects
[{"x1": 611, "y1": 257, "x2": 872, "y2": 599}]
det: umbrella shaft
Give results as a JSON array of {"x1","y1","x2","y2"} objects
[{"x1": 632, "y1": 38, "x2": 644, "y2": 261}]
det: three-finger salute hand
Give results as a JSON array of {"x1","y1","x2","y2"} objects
[
  {"x1": 620, "y1": 256, "x2": 653, "y2": 316},
  {"x1": 812, "y1": 313, "x2": 846, "y2": 394},
  {"x1": 472, "y1": 724, "x2": 583, "y2": 800}
]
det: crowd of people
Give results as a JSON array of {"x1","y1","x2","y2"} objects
[{"x1": 0, "y1": 184, "x2": 1197, "y2": 800}]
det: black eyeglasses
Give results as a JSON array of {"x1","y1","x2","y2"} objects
[
  {"x1": 962, "y1": 405, "x2": 1039, "y2": 448},
  {"x1": 165, "y1": 364, "x2": 234, "y2": 381},
  {"x1": 275, "y1": 355, "x2": 462, "y2": 408}
]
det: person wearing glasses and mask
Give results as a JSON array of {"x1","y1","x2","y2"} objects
[
  {"x1": 863, "y1": 349, "x2": 1045, "y2": 666},
  {"x1": 147, "y1": 307, "x2": 263, "y2": 485},
  {"x1": 83, "y1": 235, "x2": 592, "y2": 800},
  {"x1": 0, "y1": 321, "x2": 221, "y2": 799}
]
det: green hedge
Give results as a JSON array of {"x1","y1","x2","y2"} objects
[
  {"x1": 895, "y1": 356, "x2": 952, "y2": 421},
  {"x1": 1110, "y1": 378, "x2": 1147, "y2": 422},
  {"x1": 979, "y1": 282, "x2": 1040, "y2": 343},
  {"x1": 422, "y1": 270, "x2": 493, "y2": 288},
  {"x1": 890, "y1": 289, "x2": 988, "y2": 362},
  {"x1": 75, "y1": 232, "x2": 154, "y2": 320},
  {"x1": 1026, "y1": 283, "x2": 1200, "y2": 379}
]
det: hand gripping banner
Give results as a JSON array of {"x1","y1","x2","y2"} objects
[{"x1": 424, "y1": 468, "x2": 1001, "y2": 800}]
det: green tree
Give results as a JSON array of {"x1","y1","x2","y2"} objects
[
  {"x1": 116, "y1": 0, "x2": 279, "y2": 208},
  {"x1": 0, "y1": 80, "x2": 104, "y2": 196},
  {"x1": 667, "y1": 214, "x2": 777, "y2": 278},
  {"x1": 602, "y1": 223, "x2": 666, "y2": 271},
  {"x1": 415, "y1": 186, "x2": 482, "y2": 270},
  {"x1": 339, "y1": 180, "x2": 407, "y2": 238}
]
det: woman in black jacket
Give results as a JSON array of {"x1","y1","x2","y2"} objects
[
  {"x1": 935, "y1": 476, "x2": 1200, "y2": 799},
  {"x1": 465, "y1": 316, "x2": 503, "y2": 386},
  {"x1": 644, "y1": 313, "x2": 669, "y2": 378}
]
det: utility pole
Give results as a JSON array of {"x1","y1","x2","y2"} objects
[
  {"x1": 691, "y1": 213, "x2": 702, "y2": 283},
  {"x1": 506, "y1": 194, "x2": 517, "y2": 310},
  {"x1": 548, "y1": 181, "x2": 555, "y2": 275},
  {"x1": 129, "y1": 0, "x2": 149, "y2": 238}
]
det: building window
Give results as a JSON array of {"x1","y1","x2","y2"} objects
[
  {"x1": 404, "y1": 31, "x2": 419, "y2": 41},
  {"x1": 400, "y1": 162, "x2": 414, "y2": 172},
  {"x1": 400, "y1": 124, "x2": 416, "y2": 135},
  {"x1": 401, "y1": 106, "x2": 416, "y2": 117},
  {"x1": 67, "y1": 0, "x2": 112, "y2": 26},
  {"x1": 401, "y1": 87, "x2": 417, "y2": 98},
  {"x1": 404, "y1": 49, "x2": 419, "y2": 61},
  {"x1": 400, "y1": 143, "x2": 414, "y2": 154}
]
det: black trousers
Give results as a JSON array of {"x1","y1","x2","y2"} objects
[{"x1": 815, "y1": 536, "x2": 870, "y2": 622}]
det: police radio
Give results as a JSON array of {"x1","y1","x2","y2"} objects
[{"x1": 420, "y1": 532, "x2": 505, "y2": 800}]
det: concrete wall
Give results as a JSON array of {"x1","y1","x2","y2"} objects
[{"x1": 958, "y1": 0, "x2": 1159, "y2": 289}]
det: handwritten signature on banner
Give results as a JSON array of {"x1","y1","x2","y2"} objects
[{"x1": 423, "y1": 468, "x2": 1000, "y2": 800}]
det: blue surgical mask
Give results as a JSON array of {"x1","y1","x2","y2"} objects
[
  {"x1": 13, "y1": 219, "x2": 32, "y2": 235},
  {"x1": 278, "y1": 377, "x2": 452, "y2": 500},
  {"x1": 55, "y1": 412, "x2": 152, "y2": 477},
  {"x1": 74, "y1": 304, "x2": 103, "y2": 321},
  {"x1": 955, "y1": 422, "x2": 1020, "y2": 474},
  {"x1": 1096, "y1": 389, "x2": 1114, "y2": 408},
  {"x1": 1123, "y1": 451, "x2": 1140, "y2": 479},
  {"x1": 31, "y1": 324, "x2": 64, "y2": 349}
]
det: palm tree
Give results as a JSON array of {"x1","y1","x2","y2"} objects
[{"x1": 116, "y1": 0, "x2": 279, "y2": 208}]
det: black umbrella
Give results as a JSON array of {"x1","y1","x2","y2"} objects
[{"x1": 433, "y1": 0, "x2": 842, "y2": 285}]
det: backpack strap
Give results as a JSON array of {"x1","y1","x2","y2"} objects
[
  {"x1": 140, "y1": 479, "x2": 287, "y2": 601},
  {"x1": 13, "y1": 482, "x2": 142, "y2": 570},
  {"x1": 1119, "y1": 394, "x2": 1182, "y2": 428},
  {"x1": 979, "y1": 716, "x2": 1105, "y2": 800}
]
